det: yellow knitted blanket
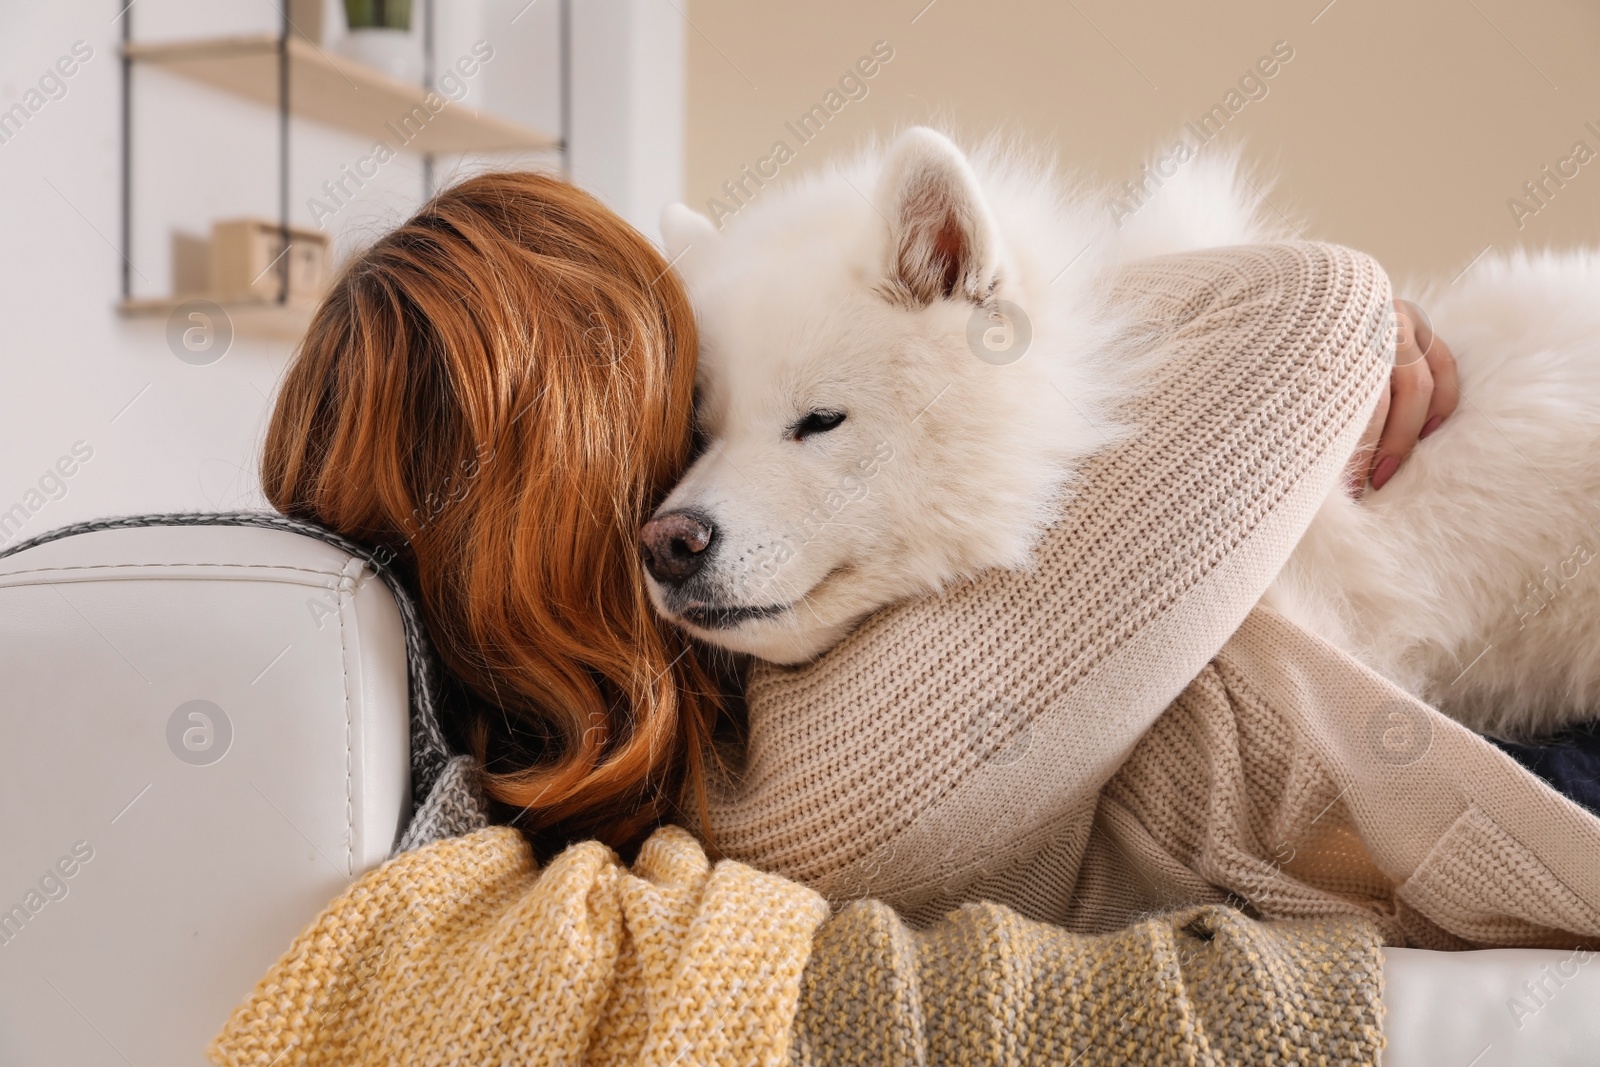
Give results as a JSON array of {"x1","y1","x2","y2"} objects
[
  {"x1": 210, "y1": 826, "x2": 1384, "y2": 1066},
  {"x1": 210, "y1": 825, "x2": 829, "y2": 1066}
]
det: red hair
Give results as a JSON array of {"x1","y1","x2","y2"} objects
[{"x1": 262, "y1": 171, "x2": 722, "y2": 857}]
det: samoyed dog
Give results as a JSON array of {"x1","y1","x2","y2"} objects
[{"x1": 639, "y1": 125, "x2": 1600, "y2": 739}]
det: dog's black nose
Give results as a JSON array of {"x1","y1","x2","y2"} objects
[{"x1": 640, "y1": 511, "x2": 715, "y2": 586}]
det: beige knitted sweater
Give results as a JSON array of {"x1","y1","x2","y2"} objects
[{"x1": 706, "y1": 242, "x2": 1600, "y2": 946}]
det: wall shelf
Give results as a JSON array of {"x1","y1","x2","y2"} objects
[
  {"x1": 123, "y1": 34, "x2": 557, "y2": 154},
  {"x1": 118, "y1": 3, "x2": 571, "y2": 343},
  {"x1": 117, "y1": 296, "x2": 315, "y2": 342}
]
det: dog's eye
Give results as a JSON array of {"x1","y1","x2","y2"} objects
[{"x1": 792, "y1": 410, "x2": 847, "y2": 441}]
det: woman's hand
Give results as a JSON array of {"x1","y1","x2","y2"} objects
[{"x1": 1349, "y1": 298, "x2": 1460, "y2": 493}]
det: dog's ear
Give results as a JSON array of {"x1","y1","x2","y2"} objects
[
  {"x1": 875, "y1": 127, "x2": 1000, "y2": 307},
  {"x1": 660, "y1": 203, "x2": 720, "y2": 286}
]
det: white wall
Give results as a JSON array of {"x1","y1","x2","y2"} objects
[
  {"x1": 569, "y1": 0, "x2": 686, "y2": 237},
  {"x1": 0, "y1": 0, "x2": 684, "y2": 545}
]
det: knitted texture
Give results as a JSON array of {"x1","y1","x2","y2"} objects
[
  {"x1": 707, "y1": 242, "x2": 1397, "y2": 919},
  {"x1": 208, "y1": 823, "x2": 1385, "y2": 1067},
  {"x1": 208, "y1": 825, "x2": 830, "y2": 1066},
  {"x1": 397, "y1": 753, "x2": 489, "y2": 852},
  {"x1": 793, "y1": 899, "x2": 1385, "y2": 1066},
  {"x1": 1107, "y1": 607, "x2": 1600, "y2": 950},
  {"x1": 1058, "y1": 609, "x2": 1600, "y2": 948}
]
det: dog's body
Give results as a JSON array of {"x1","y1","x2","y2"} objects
[
  {"x1": 1269, "y1": 254, "x2": 1600, "y2": 737},
  {"x1": 641, "y1": 126, "x2": 1600, "y2": 738}
]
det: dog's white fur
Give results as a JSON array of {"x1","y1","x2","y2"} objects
[{"x1": 649, "y1": 126, "x2": 1600, "y2": 738}]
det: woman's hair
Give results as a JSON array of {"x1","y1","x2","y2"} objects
[{"x1": 263, "y1": 171, "x2": 722, "y2": 858}]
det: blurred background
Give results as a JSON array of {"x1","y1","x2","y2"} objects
[{"x1": 2, "y1": 0, "x2": 1598, "y2": 542}]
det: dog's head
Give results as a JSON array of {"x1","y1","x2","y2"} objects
[{"x1": 642, "y1": 128, "x2": 1118, "y2": 663}]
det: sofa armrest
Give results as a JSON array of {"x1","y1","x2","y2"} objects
[{"x1": 0, "y1": 523, "x2": 410, "y2": 1066}]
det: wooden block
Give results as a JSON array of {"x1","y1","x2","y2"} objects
[{"x1": 208, "y1": 219, "x2": 330, "y2": 303}]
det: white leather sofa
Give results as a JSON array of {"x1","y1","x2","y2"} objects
[
  {"x1": 0, "y1": 520, "x2": 1595, "y2": 1065},
  {"x1": 0, "y1": 520, "x2": 408, "y2": 1066}
]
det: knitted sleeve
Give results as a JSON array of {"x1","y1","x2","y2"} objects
[
  {"x1": 792, "y1": 897, "x2": 1385, "y2": 1067},
  {"x1": 706, "y1": 242, "x2": 1394, "y2": 923}
]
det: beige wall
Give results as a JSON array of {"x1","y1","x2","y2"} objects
[{"x1": 686, "y1": 0, "x2": 1600, "y2": 280}]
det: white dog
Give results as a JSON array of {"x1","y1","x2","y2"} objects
[{"x1": 640, "y1": 126, "x2": 1600, "y2": 739}]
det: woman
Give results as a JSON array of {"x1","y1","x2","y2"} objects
[
  {"x1": 225, "y1": 167, "x2": 1600, "y2": 1067},
  {"x1": 263, "y1": 169, "x2": 1458, "y2": 864}
]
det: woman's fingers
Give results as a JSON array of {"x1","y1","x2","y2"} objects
[
  {"x1": 1356, "y1": 299, "x2": 1462, "y2": 493},
  {"x1": 1412, "y1": 306, "x2": 1460, "y2": 440},
  {"x1": 1280, "y1": 297, "x2": 1459, "y2": 495},
  {"x1": 1369, "y1": 304, "x2": 1436, "y2": 490}
]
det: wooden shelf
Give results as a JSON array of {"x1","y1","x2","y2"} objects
[
  {"x1": 118, "y1": 296, "x2": 315, "y2": 342},
  {"x1": 124, "y1": 34, "x2": 557, "y2": 154}
]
